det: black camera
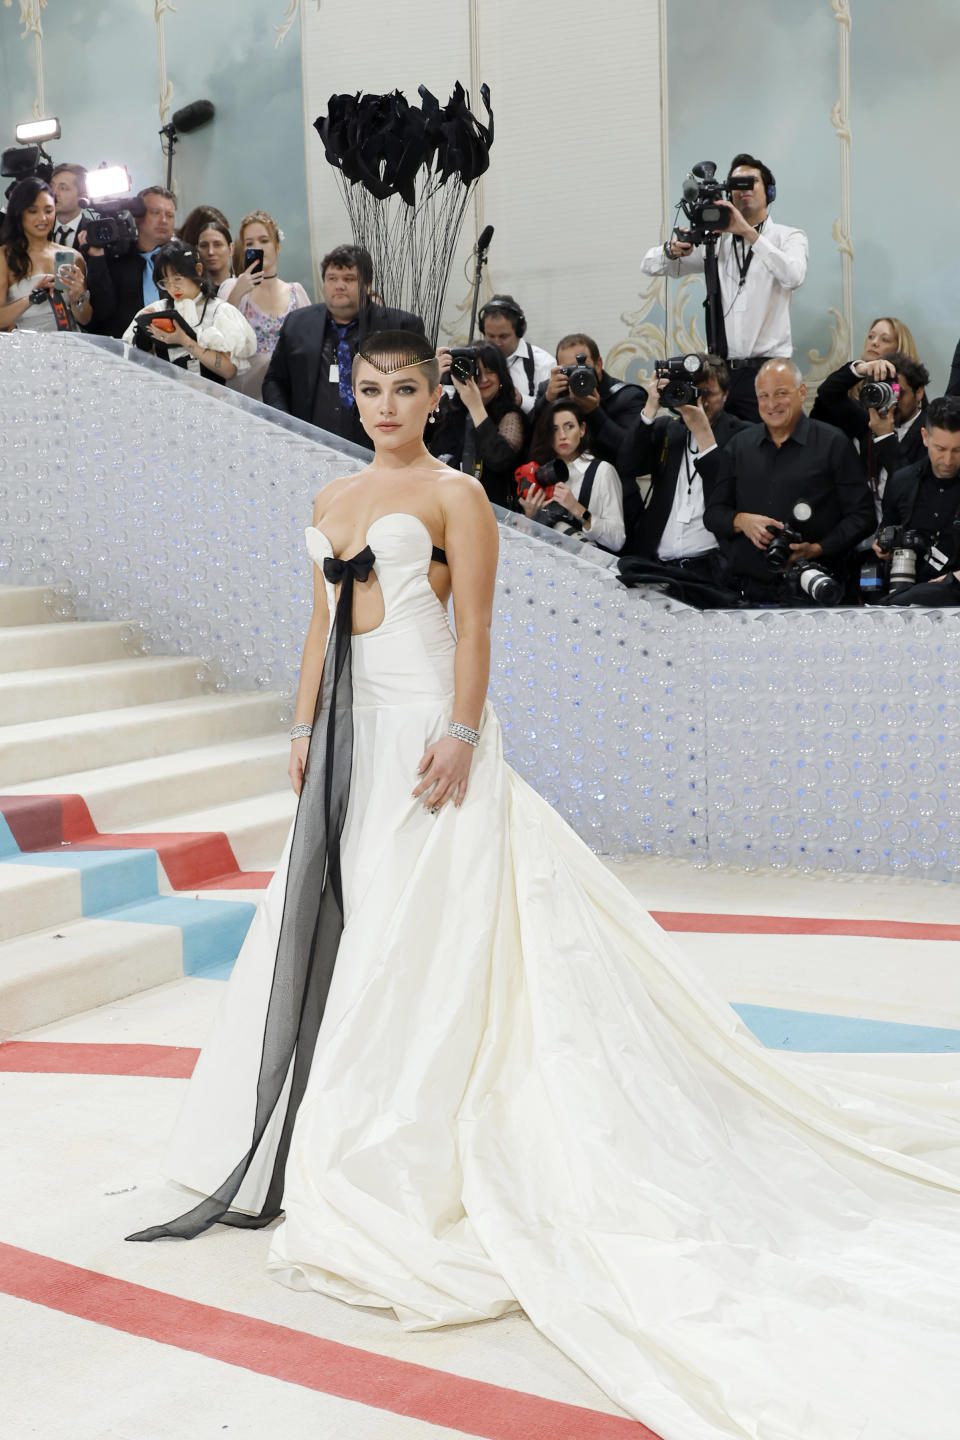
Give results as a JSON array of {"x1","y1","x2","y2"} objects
[
  {"x1": 858, "y1": 379, "x2": 900, "y2": 416},
  {"x1": 559, "y1": 351, "x2": 597, "y2": 398},
  {"x1": 1, "y1": 143, "x2": 53, "y2": 198},
  {"x1": 876, "y1": 525, "x2": 927, "y2": 592},
  {"x1": 674, "y1": 161, "x2": 748, "y2": 245},
  {"x1": 654, "y1": 354, "x2": 701, "y2": 410},
  {"x1": 81, "y1": 197, "x2": 145, "y2": 259},
  {"x1": 764, "y1": 503, "x2": 842, "y2": 604},
  {"x1": 765, "y1": 522, "x2": 802, "y2": 573},
  {"x1": 447, "y1": 346, "x2": 482, "y2": 383}
]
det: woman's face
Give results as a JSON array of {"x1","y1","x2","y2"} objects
[
  {"x1": 159, "y1": 267, "x2": 202, "y2": 303},
  {"x1": 22, "y1": 191, "x2": 56, "y2": 244},
  {"x1": 477, "y1": 360, "x2": 501, "y2": 406},
  {"x1": 862, "y1": 320, "x2": 898, "y2": 362},
  {"x1": 353, "y1": 359, "x2": 442, "y2": 447},
  {"x1": 198, "y1": 228, "x2": 231, "y2": 278},
  {"x1": 552, "y1": 409, "x2": 586, "y2": 459},
  {"x1": 242, "y1": 222, "x2": 277, "y2": 273}
]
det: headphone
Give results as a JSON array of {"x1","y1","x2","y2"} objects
[
  {"x1": 727, "y1": 156, "x2": 777, "y2": 205},
  {"x1": 478, "y1": 295, "x2": 527, "y2": 339}
]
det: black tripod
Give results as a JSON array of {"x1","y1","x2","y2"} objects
[{"x1": 701, "y1": 233, "x2": 727, "y2": 359}]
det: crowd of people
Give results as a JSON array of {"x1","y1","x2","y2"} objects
[{"x1": 3, "y1": 152, "x2": 960, "y2": 607}]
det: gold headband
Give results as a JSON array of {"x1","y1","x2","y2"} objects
[{"x1": 355, "y1": 348, "x2": 437, "y2": 374}]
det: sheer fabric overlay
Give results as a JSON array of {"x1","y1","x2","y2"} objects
[{"x1": 126, "y1": 548, "x2": 375, "y2": 1242}]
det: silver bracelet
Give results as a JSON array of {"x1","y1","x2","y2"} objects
[
  {"x1": 289, "y1": 722, "x2": 312, "y2": 741},
  {"x1": 448, "y1": 721, "x2": 479, "y2": 748}
]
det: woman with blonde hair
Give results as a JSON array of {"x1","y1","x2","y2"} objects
[{"x1": 220, "y1": 209, "x2": 310, "y2": 355}]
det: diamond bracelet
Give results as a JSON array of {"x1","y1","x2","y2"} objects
[
  {"x1": 448, "y1": 721, "x2": 480, "y2": 748},
  {"x1": 289, "y1": 723, "x2": 313, "y2": 741}
]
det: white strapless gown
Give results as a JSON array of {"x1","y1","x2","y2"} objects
[{"x1": 164, "y1": 513, "x2": 960, "y2": 1440}]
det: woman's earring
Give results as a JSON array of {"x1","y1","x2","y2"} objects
[{"x1": 428, "y1": 409, "x2": 437, "y2": 425}]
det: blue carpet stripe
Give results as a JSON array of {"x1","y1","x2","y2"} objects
[{"x1": 733, "y1": 1002, "x2": 960, "y2": 1053}]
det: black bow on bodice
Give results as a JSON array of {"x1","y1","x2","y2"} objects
[{"x1": 322, "y1": 545, "x2": 376, "y2": 588}]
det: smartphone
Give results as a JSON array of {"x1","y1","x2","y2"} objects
[
  {"x1": 151, "y1": 316, "x2": 176, "y2": 333},
  {"x1": 244, "y1": 247, "x2": 264, "y2": 274},
  {"x1": 53, "y1": 249, "x2": 73, "y2": 291}
]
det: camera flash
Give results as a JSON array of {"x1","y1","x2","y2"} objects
[
  {"x1": 15, "y1": 117, "x2": 61, "y2": 143},
  {"x1": 86, "y1": 166, "x2": 132, "y2": 201}
]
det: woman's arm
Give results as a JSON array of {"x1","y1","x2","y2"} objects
[
  {"x1": 0, "y1": 252, "x2": 36, "y2": 329},
  {"x1": 412, "y1": 478, "x2": 498, "y2": 812},
  {"x1": 288, "y1": 495, "x2": 332, "y2": 796}
]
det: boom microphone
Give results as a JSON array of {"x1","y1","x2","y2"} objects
[
  {"x1": 171, "y1": 99, "x2": 215, "y2": 134},
  {"x1": 476, "y1": 223, "x2": 494, "y2": 252}
]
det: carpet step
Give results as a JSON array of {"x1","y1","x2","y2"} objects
[
  {"x1": 1, "y1": 736, "x2": 290, "y2": 830},
  {"x1": 0, "y1": 655, "x2": 203, "y2": 725},
  {"x1": 0, "y1": 619, "x2": 135, "y2": 672},
  {"x1": 0, "y1": 915, "x2": 182, "y2": 1035},
  {"x1": 0, "y1": 691, "x2": 283, "y2": 786},
  {"x1": 141, "y1": 791, "x2": 296, "y2": 872},
  {"x1": 0, "y1": 584, "x2": 70, "y2": 627},
  {"x1": 0, "y1": 846, "x2": 162, "y2": 939}
]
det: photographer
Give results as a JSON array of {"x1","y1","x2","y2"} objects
[
  {"x1": 812, "y1": 326, "x2": 927, "y2": 500},
  {"x1": 479, "y1": 294, "x2": 554, "y2": 414},
  {"x1": 0, "y1": 177, "x2": 91, "y2": 333},
  {"x1": 872, "y1": 397, "x2": 960, "y2": 602},
  {"x1": 617, "y1": 354, "x2": 750, "y2": 570},
  {"x1": 640, "y1": 153, "x2": 807, "y2": 422},
  {"x1": 696, "y1": 359, "x2": 874, "y2": 602},
  {"x1": 82, "y1": 185, "x2": 177, "y2": 339},
  {"x1": 121, "y1": 240, "x2": 255, "y2": 383},
  {"x1": 519, "y1": 400, "x2": 625, "y2": 552},
  {"x1": 428, "y1": 343, "x2": 524, "y2": 509}
]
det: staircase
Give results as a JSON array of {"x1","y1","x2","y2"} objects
[{"x1": 0, "y1": 585, "x2": 293, "y2": 1036}]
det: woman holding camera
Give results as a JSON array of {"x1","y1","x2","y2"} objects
[
  {"x1": 428, "y1": 342, "x2": 525, "y2": 509},
  {"x1": 0, "y1": 176, "x2": 92, "y2": 333},
  {"x1": 520, "y1": 399, "x2": 625, "y2": 552},
  {"x1": 122, "y1": 239, "x2": 255, "y2": 383}
]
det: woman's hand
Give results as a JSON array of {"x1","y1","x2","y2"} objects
[
  {"x1": 288, "y1": 735, "x2": 310, "y2": 796},
  {"x1": 58, "y1": 263, "x2": 86, "y2": 303},
  {"x1": 451, "y1": 373, "x2": 487, "y2": 423},
  {"x1": 552, "y1": 480, "x2": 583, "y2": 518},
  {"x1": 150, "y1": 317, "x2": 192, "y2": 347},
  {"x1": 519, "y1": 483, "x2": 547, "y2": 519},
  {"x1": 229, "y1": 261, "x2": 263, "y2": 306},
  {"x1": 412, "y1": 735, "x2": 473, "y2": 812}
]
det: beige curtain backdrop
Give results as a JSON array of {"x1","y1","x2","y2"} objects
[{"x1": 299, "y1": 0, "x2": 665, "y2": 369}]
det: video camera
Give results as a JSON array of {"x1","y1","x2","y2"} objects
[
  {"x1": 1, "y1": 143, "x2": 53, "y2": 198},
  {"x1": 654, "y1": 354, "x2": 701, "y2": 410},
  {"x1": 558, "y1": 352, "x2": 597, "y2": 399},
  {"x1": 765, "y1": 502, "x2": 843, "y2": 605},
  {"x1": 81, "y1": 196, "x2": 145, "y2": 259},
  {"x1": 675, "y1": 161, "x2": 752, "y2": 246}
]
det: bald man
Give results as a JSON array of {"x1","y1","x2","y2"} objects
[{"x1": 685, "y1": 359, "x2": 874, "y2": 601}]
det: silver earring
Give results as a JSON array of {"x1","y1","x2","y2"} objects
[{"x1": 428, "y1": 410, "x2": 437, "y2": 424}]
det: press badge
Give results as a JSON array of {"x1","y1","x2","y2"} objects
[{"x1": 329, "y1": 363, "x2": 339, "y2": 382}]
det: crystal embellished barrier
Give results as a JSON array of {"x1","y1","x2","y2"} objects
[{"x1": 2, "y1": 332, "x2": 959, "y2": 879}]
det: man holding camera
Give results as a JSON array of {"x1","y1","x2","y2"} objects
[
  {"x1": 640, "y1": 154, "x2": 807, "y2": 423},
  {"x1": 82, "y1": 186, "x2": 177, "y2": 338},
  {"x1": 617, "y1": 354, "x2": 750, "y2": 569},
  {"x1": 811, "y1": 352, "x2": 929, "y2": 495},
  {"x1": 694, "y1": 359, "x2": 874, "y2": 602},
  {"x1": 479, "y1": 294, "x2": 554, "y2": 414},
  {"x1": 262, "y1": 243, "x2": 424, "y2": 445},
  {"x1": 874, "y1": 397, "x2": 960, "y2": 603}
]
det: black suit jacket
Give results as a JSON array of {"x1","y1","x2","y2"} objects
[
  {"x1": 262, "y1": 303, "x2": 425, "y2": 434},
  {"x1": 617, "y1": 407, "x2": 750, "y2": 557},
  {"x1": 84, "y1": 248, "x2": 151, "y2": 339},
  {"x1": 811, "y1": 362, "x2": 927, "y2": 480}
]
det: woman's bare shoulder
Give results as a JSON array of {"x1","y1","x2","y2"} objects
[{"x1": 312, "y1": 467, "x2": 372, "y2": 523}]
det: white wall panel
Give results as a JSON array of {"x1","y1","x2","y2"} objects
[{"x1": 300, "y1": 1, "x2": 664, "y2": 365}]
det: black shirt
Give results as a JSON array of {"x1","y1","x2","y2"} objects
[
  {"x1": 907, "y1": 473, "x2": 960, "y2": 541},
  {"x1": 699, "y1": 412, "x2": 875, "y2": 580}
]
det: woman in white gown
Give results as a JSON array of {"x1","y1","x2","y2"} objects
[{"x1": 129, "y1": 332, "x2": 960, "y2": 1440}]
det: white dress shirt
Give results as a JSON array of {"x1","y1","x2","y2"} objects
[
  {"x1": 565, "y1": 453, "x2": 625, "y2": 553},
  {"x1": 507, "y1": 340, "x2": 555, "y2": 414},
  {"x1": 640, "y1": 217, "x2": 808, "y2": 360},
  {"x1": 53, "y1": 213, "x2": 83, "y2": 251},
  {"x1": 652, "y1": 424, "x2": 717, "y2": 561}
]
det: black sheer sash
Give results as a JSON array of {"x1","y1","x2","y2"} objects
[{"x1": 127, "y1": 547, "x2": 376, "y2": 1242}]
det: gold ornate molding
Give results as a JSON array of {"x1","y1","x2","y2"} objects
[
  {"x1": 16, "y1": 0, "x2": 47, "y2": 118},
  {"x1": 829, "y1": 0, "x2": 854, "y2": 348},
  {"x1": 154, "y1": 0, "x2": 176, "y2": 127},
  {"x1": 607, "y1": 275, "x2": 704, "y2": 382},
  {"x1": 275, "y1": 0, "x2": 322, "y2": 48}
]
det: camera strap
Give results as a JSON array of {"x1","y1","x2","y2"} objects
[
  {"x1": 47, "y1": 289, "x2": 74, "y2": 332},
  {"x1": 520, "y1": 342, "x2": 536, "y2": 396},
  {"x1": 732, "y1": 219, "x2": 765, "y2": 290},
  {"x1": 579, "y1": 458, "x2": 602, "y2": 511}
]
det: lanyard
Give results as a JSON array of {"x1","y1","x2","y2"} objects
[{"x1": 732, "y1": 220, "x2": 764, "y2": 290}]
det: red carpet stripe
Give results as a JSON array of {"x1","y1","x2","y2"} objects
[
  {"x1": 0, "y1": 794, "x2": 270, "y2": 890},
  {"x1": 650, "y1": 911, "x2": 960, "y2": 942},
  {"x1": 0, "y1": 1042, "x2": 199, "y2": 1078},
  {"x1": 0, "y1": 1242, "x2": 655, "y2": 1439}
]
